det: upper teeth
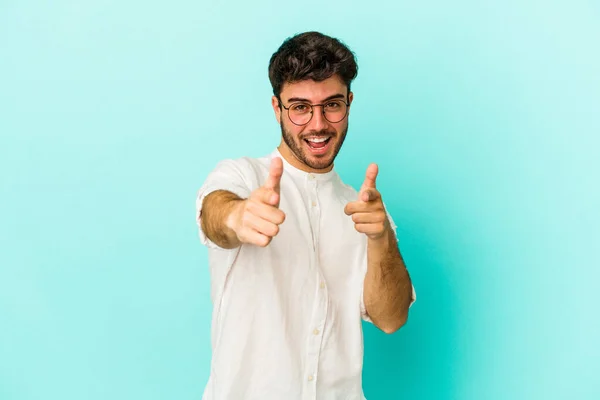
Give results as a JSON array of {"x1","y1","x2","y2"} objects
[{"x1": 307, "y1": 137, "x2": 328, "y2": 143}]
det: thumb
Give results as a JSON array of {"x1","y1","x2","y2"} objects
[
  {"x1": 264, "y1": 157, "x2": 283, "y2": 193},
  {"x1": 360, "y1": 163, "x2": 378, "y2": 192}
]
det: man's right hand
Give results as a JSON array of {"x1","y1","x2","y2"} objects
[{"x1": 226, "y1": 157, "x2": 286, "y2": 247}]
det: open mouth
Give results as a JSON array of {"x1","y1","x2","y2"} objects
[{"x1": 304, "y1": 136, "x2": 332, "y2": 154}]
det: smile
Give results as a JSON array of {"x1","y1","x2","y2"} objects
[{"x1": 304, "y1": 136, "x2": 332, "y2": 154}]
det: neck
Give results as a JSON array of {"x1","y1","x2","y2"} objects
[{"x1": 277, "y1": 140, "x2": 334, "y2": 174}]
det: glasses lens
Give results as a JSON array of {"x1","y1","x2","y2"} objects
[
  {"x1": 323, "y1": 100, "x2": 347, "y2": 123},
  {"x1": 289, "y1": 103, "x2": 312, "y2": 125}
]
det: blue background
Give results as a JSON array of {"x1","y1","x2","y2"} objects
[{"x1": 1, "y1": 1, "x2": 599, "y2": 399}]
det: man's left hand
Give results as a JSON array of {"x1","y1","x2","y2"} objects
[{"x1": 344, "y1": 163, "x2": 390, "y2": 241}]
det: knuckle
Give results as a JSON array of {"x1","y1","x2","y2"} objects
[
  {"x1": 265, "y1": 191, "x2": 275, "y2": 203},
  {"x1": 271, "y1": 211, "x2": 283, "y2": 225},
  {"x1": 238, "y1": 231, "x2": 249, "y2": 242},
  {"x1": 243, "y1": 204, "x2": 256, "y2": 218},
  {"x1": 271, "y1": 224, "x2": 280, "y2": 237},
  {"x1": 242, "y1": 213, "x2": 252, "y2": 226}
]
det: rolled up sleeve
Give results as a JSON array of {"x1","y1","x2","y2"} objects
[
  {"x1": 360, "y1": 206, "x2": 416, "y2": 323},
  {"x1": 196, "y1": 159, "x2": 253, "y2": 249}
]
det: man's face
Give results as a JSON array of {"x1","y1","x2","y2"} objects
[{"x1": 272, "y1": 75, "x2": 353, "y2": 173}]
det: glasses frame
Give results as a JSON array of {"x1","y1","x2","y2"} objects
[{"x1": 279, "y1": 98, "x2": 350, "y2": 126}]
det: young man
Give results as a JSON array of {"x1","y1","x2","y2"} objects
[{"x1": 196, "y1": 31, "x2": 416, "y2": 400}]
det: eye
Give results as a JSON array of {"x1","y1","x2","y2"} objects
[
  {"x1": 291, "y1": 103, "x2": 310, "y2": 113},
  {"x1": 325, "y1": 101, "x2": 341, "y2": 110}
]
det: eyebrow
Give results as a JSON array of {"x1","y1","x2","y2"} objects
[{"x1": 285, "y1": 93, "x2": 346, "y2": 104}]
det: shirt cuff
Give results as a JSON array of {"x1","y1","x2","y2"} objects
[{"x1": 195, "y1": 185, "x2": 249, "y2": 249}]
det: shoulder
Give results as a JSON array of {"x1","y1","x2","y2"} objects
[
  {"x1": 211, "y1": 156, "x2": 258, "y2": 173},
  {"x1": 217, "y1": 151, "x2": 275, "y2": 171},
  {"x1": 207, "y1": 153, "x2": 273, "y2": 189}
]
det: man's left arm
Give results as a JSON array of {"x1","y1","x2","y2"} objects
[{"x1": 344, "y1": 163, "x2": 414, "y2": 334}]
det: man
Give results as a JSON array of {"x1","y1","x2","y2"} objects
[{"x1": 196, "y1": 31, "x2": 416, "y2": 400}]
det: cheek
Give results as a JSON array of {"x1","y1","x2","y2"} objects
[
  {"x1": 283, "y1": 122, "x2": 305, "y2": 139},
  {"x1": 333, "y1": 121, "x2": 347, "y2": 136}
]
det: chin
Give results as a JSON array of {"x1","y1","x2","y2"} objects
[{"x1": 305, "y1": 154, "x2": 334, "y2": 169}]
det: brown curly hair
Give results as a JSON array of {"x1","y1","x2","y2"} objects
[{"x1": 268, "y1": 31, "x2": 358, "y2": 101}]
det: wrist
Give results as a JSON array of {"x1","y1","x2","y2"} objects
[
  {"x1": 368, "y1": 225, "x2": 393, "y2": 245},
  {"x1": 225, "y1": 199, "x2": 245, "y2": 235}
]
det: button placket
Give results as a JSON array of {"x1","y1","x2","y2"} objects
[
  {"x1": 304, "y1": 175, "x2": 326, "y2": 400},
  {"x1": 304, "y1": 270, "x2": 327, "y2": 399},
  {"x1": 307, "y1": 178, "x2": 319, "y2": 249}
]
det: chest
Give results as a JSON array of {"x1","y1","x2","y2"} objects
[{"x1": 273, "y1": 179, "x2": 367, "y2": 285}]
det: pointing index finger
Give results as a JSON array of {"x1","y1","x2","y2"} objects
[
  {"x1": 361, "y1": 163, "x2": 378, "y2": 191},
  {"x1": 264, "y1": 157, "x2": 283, "y2": 192}
]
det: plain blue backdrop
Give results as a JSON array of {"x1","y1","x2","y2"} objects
[{"x1": 1, "y1": 1, "x2": 599, "y2": 399}]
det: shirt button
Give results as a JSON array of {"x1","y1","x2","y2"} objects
[
  {"x1": 311, "y1": 201, "x2": 317, "y2": 207},
  {"x1": 308, "y1": 375, "x2": 314, "y2": 381},
  {"x1": 313, "y1": 328, "x2": 320, "y2": 335},
  {"x1": 320, "y1": 282, "x2": 325, "y2": 289},
  {"x1": 308, "y1": 174, "x2": 315, "y2": 180}
]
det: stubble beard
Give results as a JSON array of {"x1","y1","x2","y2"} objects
[{"x1": 280, "y1": 120, "x2": 348, "y2": 171}]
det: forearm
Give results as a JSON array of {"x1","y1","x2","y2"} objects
[
  {"x1": 364, "y1": 227, "x2": 413, "y2": 333},
  {"x1": 200, "y1": 190, "x2": 244, "y2": 249}
]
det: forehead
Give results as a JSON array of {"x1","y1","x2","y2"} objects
[{"x1": 280, "y1": 75, "x2": 347, "y2": 102}]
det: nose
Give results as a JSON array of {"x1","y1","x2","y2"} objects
[{"x1": 308, "y1": 106, "x2": 328, "y2": 131}]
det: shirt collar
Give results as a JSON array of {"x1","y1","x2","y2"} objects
[{"x1": 271, "y1": 148, "x2": 337, "y2": 182}]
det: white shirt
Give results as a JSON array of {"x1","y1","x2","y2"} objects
[{"x1": 196, "y1": 148, "x2": 416, "y2": 400}]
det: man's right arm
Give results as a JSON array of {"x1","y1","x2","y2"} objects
[
  {"x1": 198, "y1": 157, "x2": 286, "y2": 250},
  {"x1": 200, "y1": 190, "x2": 245, "y2": 249}
]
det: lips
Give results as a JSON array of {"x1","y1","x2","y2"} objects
[{"x1": 303, "y1": 136, "x2": 332, "y2": 154}]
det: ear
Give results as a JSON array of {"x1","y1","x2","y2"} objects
[
  {"x1": 271, "y1": 96, "x2": 281, "y2": 124},
  {"x1": 348, "y1": 91, "x2": 354, "y2": 115}
]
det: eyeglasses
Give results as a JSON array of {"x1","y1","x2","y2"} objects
[{"x1": 280, "y1": 99, "x2": 349, "y2": 126}]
